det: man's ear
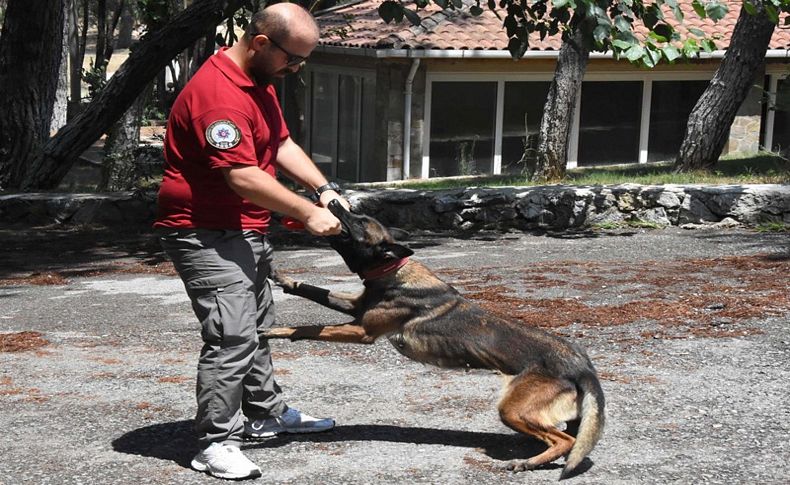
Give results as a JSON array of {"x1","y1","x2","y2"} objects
[
  {"x1": 381, "y1": 242, "x2": 414, "y2": 259},
  {"x1": 249, "y1": 33, "x2": 270, "y2": 53}
]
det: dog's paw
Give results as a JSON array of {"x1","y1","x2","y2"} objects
[
  {"x1": 503, "y1": 459, "x2": 534, "y2": 473},
  {"x1": 270, "y1": 269, "x2": 297, "y2": 290}
]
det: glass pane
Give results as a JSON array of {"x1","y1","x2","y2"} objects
[
  {"x1": 337, "y1": 75, "x2": 361, "y2": 182},
  {"x1": 310, "y1": 71, "x2": 337, "y2": 172},
  {"x1": 359, "y1": 76, "x2": 380, "y2": 182},
  {"x1": 502, "y1": 81, "x2": 551, "y2": 174},
  {"x1": 772, "y1": 77, "x2": 790, "y2": 155},
  {"x1": 578, "y1": 81, "x2": 642, "y2": 166},
  {"x1": 648, "y1": 80, "x2": 708, "y2": 162},
  {"x1": 429, "y1": 82, "x2": 496, "y2": 177}
]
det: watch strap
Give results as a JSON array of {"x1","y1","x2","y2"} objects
[{"x1": 314, "y1": 182, "x2": 341, "y2": 199}]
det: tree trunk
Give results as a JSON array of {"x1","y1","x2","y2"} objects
[
  {"x1": 16, "y1": 0, "x2": 246, "y2": 191},
  {"x1": 100, "y1": 87, "x2": 147, "y2": 191},
  {"x1": 51, "y1": 0, "x2": 72, "y2": 135},
  {"x1": 116, "y1": 1, "x2": 135, "y2": 49},
  {"x1": 67, "y1": 0, "x2": 84, "y2": 118},
  {"x1": 0, "y1": 0, "x2": 65, "y2": 190},
  {"x1": 104, "y1": 0, "x2": 125, "y2": 63},
  {"x1": 533, "y1": 23, "x2": 592, "y2": 182},
  {"x1": 95, "y1": 0, "x2": 108, "y2": 71},
  {"x1": 675, "y1": 4, "x2": 775, "y2": 172}
]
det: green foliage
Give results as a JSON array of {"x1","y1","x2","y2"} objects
[
  {"x1": 136, "y1": 0, "x2": 171, "y2": 29},
  {"x1": 755, "y1": 222, "x2": 790, "y2": 232},
  {"x1": 215, "y1": 2, "x2": 258, "y2": 47},
  {"x1": 379, "y1": 0, "x2": 767, "y2": 68},
  {"x1": 592, "y1": 220, "x2": 665, "y2": 230},
  {"x1": 82, "y1": 60, "x2": 108, "y2": 101},
  {"x1": 367, "y1": 153, "x2": 789, "y2": 190}
]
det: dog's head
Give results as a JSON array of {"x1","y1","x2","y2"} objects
[{"x1": 327, "y1": 200, "x2": 413, "y2": 275}]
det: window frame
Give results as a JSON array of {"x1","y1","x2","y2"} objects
[
  {"x1": 424, "y1": 71, "x2": 715, "y2": 178},
  {"x1": 302, "y1": 64, "x2": 375, "y2": 182}
]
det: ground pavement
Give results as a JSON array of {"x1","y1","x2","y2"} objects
[{"x1": 0, "y1": 225, "x2": 788, "y2": 484}]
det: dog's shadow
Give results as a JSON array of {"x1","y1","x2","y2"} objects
[{"x1": 112, "y1": 420, "x2": 582, "y2": 472}]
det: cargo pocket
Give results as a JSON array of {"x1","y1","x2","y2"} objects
[{"x1": 187, "y1": 278, "x2": 257, "y2": 346}]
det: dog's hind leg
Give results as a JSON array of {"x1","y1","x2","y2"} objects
[
  {"x1": 271, "y1": 269, "x2": 361, "y2": 315},
  {"x1": 497, "y1": 371, "x2": 579, "y2": 473}
]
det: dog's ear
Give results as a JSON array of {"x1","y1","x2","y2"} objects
[
  {"x1": 381, "y1": 242, "x2": 414, "y2": 259},
  {"x1": 387, "y1": 227, "x2": 411, "y2": 241}
]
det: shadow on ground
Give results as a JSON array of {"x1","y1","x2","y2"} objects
[{"x1": 112, "y1": 420, "x2": 556, "y2": 470}]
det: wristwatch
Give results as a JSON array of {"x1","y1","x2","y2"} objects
[{"x1": 314, "y1": 182, "x2": 342, "y2": 200}]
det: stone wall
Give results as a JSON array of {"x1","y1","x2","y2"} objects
[
  {"x1": 1, "y1": 184, "x2": 788, "y2": 231},
  {"x1": 347, "y1": 184, "x2": 790, "y2": 231}
]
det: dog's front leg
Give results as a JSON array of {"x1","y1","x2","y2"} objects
[
  {"x1": 263, "y1": 322, "x2": 376, "y2": 344},
  {"x1": 271, "y1": 269, "x2": 361, "y2": 315}
]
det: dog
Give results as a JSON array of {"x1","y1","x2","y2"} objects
[{"x1": 264, "y1": 200, "x2": 605, "y2": 479}]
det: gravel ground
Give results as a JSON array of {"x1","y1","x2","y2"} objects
[{"x1": 1, "y1": 226, "x2": 789, "y2": 485}]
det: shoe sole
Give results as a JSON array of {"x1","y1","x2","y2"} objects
[
  {"x1": 191, "y1": 459, "x2": 262, "y2": 480},
  {"x1": 244, "y1": 422, "x2": 335, "y2": 440}
]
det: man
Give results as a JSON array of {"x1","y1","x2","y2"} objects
[{"x1": 154, "y1": 4, "x2": 344, "y2": 480}]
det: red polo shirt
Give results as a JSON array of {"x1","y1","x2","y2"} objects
[{"x1": 154, "y1": 48, "x2": 290, "y2": 231}]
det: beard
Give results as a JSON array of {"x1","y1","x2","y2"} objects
[{"x1": 252, "y1": 73, "x2": 274, "y2": 86}]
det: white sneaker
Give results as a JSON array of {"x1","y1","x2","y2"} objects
[
  {"x1": 190, "y1": 442, "x2": 262, "y2": 480},
  {"x1": 244, "y1": 407, "x2": 335, "y2": 439}
]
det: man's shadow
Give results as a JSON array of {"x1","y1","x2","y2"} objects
[{"x1": 112, "y1": 420, "x2": 592, "y2": 474}]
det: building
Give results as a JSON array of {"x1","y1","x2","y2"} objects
[{"x1": 282, "y1": 0, "x2": 790, "y2": 182}]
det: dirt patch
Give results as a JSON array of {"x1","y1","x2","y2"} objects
[
  {"x1": 158, "y1": 376, "x2": 191, "y2": 384},
  {"x1": 0, "y1": 272, "x2": 71, "y2": 286},
  {"x1": 452, "y1": 254, "x2": 789, "y2": 339},
  {"x1": 0, "y1": 261, "x2": 178, "y2": 287},
  {"x1": 0, "y1": 331, "x2": 50, "y2": 352}
]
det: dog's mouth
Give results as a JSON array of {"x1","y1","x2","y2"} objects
[{"x1": 327, "y1": 200, "x2": 355, "y2": 240}]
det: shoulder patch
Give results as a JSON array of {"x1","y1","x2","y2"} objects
[{"x1": 206, "y1": 120, "x2": 241, "y2": 149}]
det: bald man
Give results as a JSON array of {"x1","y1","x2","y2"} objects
[{"x1": 155, "y1": 4, "x2": 344, "y2": 479}]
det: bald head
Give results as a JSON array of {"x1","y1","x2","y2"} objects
[{"x1": 246, "y1": 3, "x2": 320, "y2": 45}]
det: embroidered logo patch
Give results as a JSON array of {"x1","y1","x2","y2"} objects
[{"x1": 206, "y1": 120, "x2": 241, "y2": 149}]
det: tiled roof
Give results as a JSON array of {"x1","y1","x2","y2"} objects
[{"x1": 316, "y1": 0, "x2": 790, "y2": 52}]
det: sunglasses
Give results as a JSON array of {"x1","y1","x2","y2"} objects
[{"x1": 266, "y1": 36, "x2": 308, "y2": 67}]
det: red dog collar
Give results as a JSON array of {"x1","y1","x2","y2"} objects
[{"x1": 360, "y1": 257, "x2": 410, "y2": 281}]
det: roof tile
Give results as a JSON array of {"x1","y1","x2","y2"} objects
[{"x1": 316, "y1": 0, "x2": 790, "y2": 52}]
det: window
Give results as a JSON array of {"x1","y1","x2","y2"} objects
[
  {"x1": 305, "y1": 68, "x2": 374, "y2": 183},
  {"x1": 502, "y1": 81, "x2": 551, "y2": 174},
  {"x1": 429, "y1": 82, "x2": 497, "y2": 177},
  {"x1": 772, "y1": 77, "x2": 790, "y2": 155},
  {"x1": 578, "y1": 81, "x2": 643, "y2": 166},
  {"x1": 648, "y1": 81, "x2": 708, "y2": 162},
  {"x1": 310, "y1": 71, "x2": 338, "y2": 171},
  {"x1": 337, "y1": 75, "x2": 361, "y2": 181}
]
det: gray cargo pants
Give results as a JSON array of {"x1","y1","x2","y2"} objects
[{"x1": 159, "y1": 229, "x2": 287, "y2": 446}]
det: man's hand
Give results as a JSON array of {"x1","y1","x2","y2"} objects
[{"x1": 303, "y1": 206, "x2": 341, "y2": 236}]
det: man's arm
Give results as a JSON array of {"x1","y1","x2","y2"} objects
[
  {"x1": 276, "y1": 137, "x2": 348, "y2": 208},
  {"x1": 221, "y1": 165, "x2": 340, "y2": 236}
]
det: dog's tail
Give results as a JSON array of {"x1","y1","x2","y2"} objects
[{"x1": 560, "y1": 371, "x2": 605, "y2": 480}]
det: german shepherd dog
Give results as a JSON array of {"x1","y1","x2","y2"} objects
[{"x1": 264, "y1": 200, "x2": 605, "y2": 479}]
